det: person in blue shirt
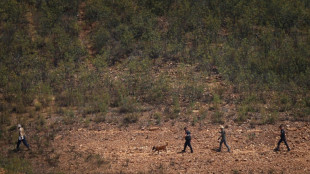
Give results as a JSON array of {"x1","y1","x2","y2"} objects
[
  {"x1": 182, "y1": 127, "x2": 193, "y2": 153},
  {"x1": 274, "y1": 124, "x2": 290, "y2": 152}
]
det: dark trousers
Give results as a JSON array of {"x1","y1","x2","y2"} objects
[
  {"x1": 183, "y1": 140, "x2": 193, "y2": 152},
  {"x1": 17, "y1": 137, "x2": 30, "y2": 150},
  {"x1": 276, "y1": 138, "x2": 290, "y2": 150},
  {"x1": 219, "y1": 139, "x2": 230, "y2": 152}
]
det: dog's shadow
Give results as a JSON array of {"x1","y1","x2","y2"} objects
[{"x1": 211, "y1": 148, "x2": 219, "y2": 152}]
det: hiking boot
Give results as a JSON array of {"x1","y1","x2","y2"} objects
[
  {"x1": 287, "y1": 148, "x2": 290, "y2": 152},
  {"x1": 274, "y1": 148, "x2": 279, "y2": 152},
  {"x1": 181, "y1": 150, "x2": 186, "y2": 153},
  {"x1": 191, "y1": 150, "x2": 193, "y2": 153}
]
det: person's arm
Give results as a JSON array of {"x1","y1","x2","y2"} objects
[{"x1": 218, "y1": 131, "x2": 222, "y2": 140}]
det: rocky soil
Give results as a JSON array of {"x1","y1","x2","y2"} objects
[{"x1": 9, "y1": 120, "x2": 307, "y2": 174}]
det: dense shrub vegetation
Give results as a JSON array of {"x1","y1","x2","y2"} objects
[
  {"x1": 0, "y1": 0, "x2": 309, "y2": 123},
  {"x1": 85, "y1": 0, "x2": 310, "y2": 89}
]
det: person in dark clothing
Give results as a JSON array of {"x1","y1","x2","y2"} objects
[
  {"x1": 217, "y1": 125, "x2": 230, "y2": 152},
  {"x1": 182, "y1": 127, "x2": 193, "y2": 153},
  {"x1": 16, "y1": 124, "x2": 30, "y2": 151},
  {"x1": 274, "y1": 124, "x2": 290, "y2": 152}
]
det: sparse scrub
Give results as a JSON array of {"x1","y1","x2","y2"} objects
[
  {"x1": 262, "y1": 112, "x2": 278, "y2": 125},
  {"x1": 214, "y1": 85, "x2": 226, "y2": 100},
  {"x1": 123, "y1": 114, "x2": 139, "y2": 125},
  {"x1": 152, "y1": 112, "x2": 162, "y2": 125},
  {"x1": 213, "y1": 94, "x2": 221, "y2": 106},
  {"x1": 119, "y1": 96, "x2": 137, "y2": 114},
  {"x1": 166, "y1": 95, "x2": 180, "y2": 120},
  {"x1": 35, "y1": 114, "x2": 46, "y2": 131},
  {"x1": 211, "y1": 110, "x2": 224, "y2": 124},
  {"x1": 183, "y1": 83, "x2": 204, "y2": 103},
  {"x1": 0, "y1": 111, "x2": 11, "y2": 126},
  {"x1": 63, "y1": 109, "x2": 75, "y2": 125},
  {"x1": 83, "y1": 92, "x2": 110, "y2": 115},
  {"x1": 198, "y1": 109, "x2": 208, "y2": 121},
  {"x1": 85, "y1": 154, "x2": 109, "y2": 167},
  {"x1": 94, "y1": 113, "x2": 106, "y2": 123},
  {"x1": 235, "y1": 104, "x2": 257, "y2": 123},
  {"x1": 34, "y1": 100, "x2": 42, "y2": 111},
  {"x1": 235, "y1": 94, "x2": 261, "y2": 123},
  {"x1": 278, "y1": 94, "x2": 293, "y2": 112},
  {"x1": 146, "y1": 73, "x2": 170, "y2": 104},
  {"x1": 0, "y1": 156, "x2": 33, "y2": 174},
  {"x1": 12, "y1": 101, "x2": 26, "y2": 114}
]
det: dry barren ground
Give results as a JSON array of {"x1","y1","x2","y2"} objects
[{"x1": 35, "y1": 121, "x2": 310, "y2": 173}]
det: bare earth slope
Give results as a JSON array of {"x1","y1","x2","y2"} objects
[{"x1": 48, "y1": 121, "x2": 309, "y2": 173}]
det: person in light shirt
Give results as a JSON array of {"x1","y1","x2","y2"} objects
[{"x1": 16, "y1": 124, "x2": 30, "y2": 151}]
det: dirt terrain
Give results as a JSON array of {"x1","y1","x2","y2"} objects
[
  {"x1": 3, "y1": 119, "x2": 306, "y2": 174},
  {"x1": 50, "y1": 121, "x2": 310, "y2": 173}
]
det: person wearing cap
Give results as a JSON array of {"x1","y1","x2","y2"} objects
[
  {"x1": 16, "y1": 124, "x2": 30, "y2": 151},
  {"x1": 217, "y1": 125, "x2": 230, "y2": 152},
  {"x1": 182, "y1": 127, "x2": 193, "y2": 153},
  {"x1": 274, "y1": 124, "x2": 290, "y2": 152}
]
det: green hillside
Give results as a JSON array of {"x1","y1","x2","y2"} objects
[
  {"x1": 1, "y1": 0, "x2": 309, "y2": 121},
  {"x1": 1, "y1": 0, "x2": 310, "y2": 173}
]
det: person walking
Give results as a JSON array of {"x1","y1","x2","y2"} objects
[
  {"x1": 182, "y1": 127, "x2": 193, "y2": 153},
  {"x1": 16, "y1": 124, "x2": 30, "y2": 151},
  {"x1": 217, "y1": 125, "x2": 230, "y2": 152},
  {"x1": 274, "y1": 124, "x2": 290, "y2": 152}
]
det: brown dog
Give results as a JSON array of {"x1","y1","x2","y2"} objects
[{"x1": 152, "y1": 142, "x2": 168, "y2": 154}]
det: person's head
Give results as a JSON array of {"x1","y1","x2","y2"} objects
[
  {"x1": 220, "y1": 125, "x2": 224, "y2": 130},
  {"x1": 184, "y1": 127, "x2": 187, "y2": 131},
  {"x1": 279, "y1": 124, "x2": 284, "y2": 129},
  {"x1": 17, "y1": 124, "x2": 21, "y2": 129}
]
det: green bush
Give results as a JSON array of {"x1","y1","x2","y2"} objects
[
  {"x1": 211, "y1": 110, "x2": 224, "y2": 124},
  {"x1": 262, "y1": 112, "x2": 278, "y2": 125},
  {"x1": 62, "y1": 109, "x2": 75, "y2": 125},
  {"x1": 166, "y1": 94, "x2": 180, "y2": 120},
  {"x1": 183, "y1": 83, "x2": 204, "y2": 103},
  {"x1": 119, "y1": 96, "x2": 137, "y2": 114},
  {"x1": 94, "y1": 113, "x2": 106, "y2": 123},
  {"x1": 145, "y1": 73, "x2": 170, "y2": 104},
  {"x1": 123, "y1": 114, "x2": 139, "y2": 125},
  {"x1": 152, "y1": 112, "x2": 162, "y2": 125}
]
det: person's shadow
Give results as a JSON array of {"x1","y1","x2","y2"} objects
[{"x1": 211, "y1": 148, "x2": 220, "y2": 152}]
